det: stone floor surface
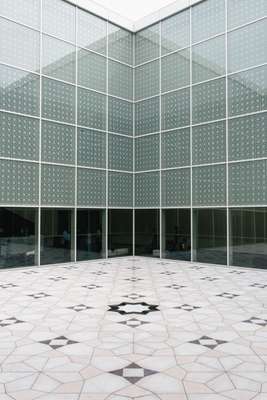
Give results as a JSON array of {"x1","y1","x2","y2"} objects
[{"x1": 0, "y1": 256, "x2": 267, "y2": 400}]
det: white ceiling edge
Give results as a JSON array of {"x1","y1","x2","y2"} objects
[{"x1": 67, "y1": 0, "x2": 203, "y2": 32}]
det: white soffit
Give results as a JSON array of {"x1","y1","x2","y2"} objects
[{"x1": 67, "y1": 0, "x2": 204, "y2": 32}]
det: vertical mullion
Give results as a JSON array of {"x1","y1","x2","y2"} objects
[
  {"x1": 106, "y1": 21, "x2": 109, "y2": 258},
  {"x1": 225, "y1": 0, "x2": 230, "y2": 267},
  {"x1": 190, "y1": 6, "x2": 193, "y2": 262},
  {"x1": 159, "y1": 21, "x2": 162, "y2": 259},
  {"x1": 133, "y1": 33, "x2": 135, "y2": 256},
  {"x1": 74, "y1": 5, "x2": 78, "y2": 263},
  {"x1": 37, "y1": 0, "x2": 43, "y2": 266}
]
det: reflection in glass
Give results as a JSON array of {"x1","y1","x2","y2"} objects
[
  {"x1": 108, "y1": 210, "x2": 133, "y2": 257},
  {"x1": 77, "y1": 209, "x2": 105, "y2": 261},
  {"x1": 135, "y1": 209, "x2": 159, "y2": 257},
  {"x1": 230, "y1": 208, "x2": 267, "y2": 269},
  {"x1": 41, "y1": 209, "x2": 74, "y2": 265},
  {"x1": 193, "y1": 208, "x2": 227, "y2": 265},
  {"x1": 0, "y1": 208, "x2": 37, "y2": 268},
  {"x1": 162, "y1": 209, "x2": 191, "y2": 261}
]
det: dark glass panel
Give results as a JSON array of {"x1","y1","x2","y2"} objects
[
  {"x1": 41, "y1": 209, "x2": 73, "y2": 265},
  {"x1": 162, "y1": 209, "x2": 191, "y2": 261},
  {"x1": 108, "y1": 209, "x2": 133, "y2": 257},
  {"x1": 135, "y1": 209, "x2": 160, "y2": 257},
  {"x1": 193, "y1": 208, "x2": 227, "y2": 265},
  {"x1": 77, "y1": 209, "x2": 105, "y2": 261},
  {"x1": 230, "y1": 208, "x2": 267, "y2": 269},
  {"x1": 0, "y1": 208, "x2": 37, "y2": 268}
]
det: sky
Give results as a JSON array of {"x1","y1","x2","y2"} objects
[{"x1": 93, "y1": 0, "x2": 176, "y2": 21}]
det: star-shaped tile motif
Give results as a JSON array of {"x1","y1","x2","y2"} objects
[
  {"x1": 123, "y1": 293, "x2": 145, "y2": 300},
  {"x1": 174, "y1": 304, "x2": 201, "y2": 312},
  {"x1": 49, "y1": 276, "x2": 67, "y2": 282},
  {"x1": 110, "y1": 362, "x2": 157, "y2": 383},
  {"x1": 67, "y1": 304, "x2": 93, "y2": 312},
  {"x1": 82, "y1": 284, "x2": 102, "y2": 289},
  {"x1": 28, "y1": 292, "x2": 51, "y2": 299},
  {"x1": 250, "y1": 283, "x2": 267, "y2": 289},
  {"x1": 124, "y1": 277, "x2": 142, "y2": 282},
  {"x1": 243, "y1": 317, "x2": 267, "y2": 326},
  {"x1": 118, "y1": 318, "x2": 150, "y2": 328},
  {"x1": 0, "y1": 317, "x2": 25, "y2": 327},
  {"x1": 200, "y1": 277, "x2": 219, "y2": 282},
  {"x1": 165, "y1": 284, "x2": 186, "y2": 290},
  {"x1": 90, "y1": 271, "x2": 107, "y2": 275},
  {"x1": 229, "y1": 270, "x2": 245, "y2": 275},
  {"x1": 108, "y1": 301, "x2": 159, "y2": 315},
  {"x1": 160, "y1": 271, "x2": 176, "y2": 275},
  {"x1": 189, "y1": 335, "x2": 228, "y2": 350},
  {"x1": 22, "y1": 270, "x2": 38, "y2": 275},
  {"x1": 40, "y1": 336, "x2": 78, "y2": 349},
  {"x1": 0, "y1": 283, "x2": 18, "y2": 289},
  {"x1": 216, "y1": 292, "x2": 240, "y2": 299}
]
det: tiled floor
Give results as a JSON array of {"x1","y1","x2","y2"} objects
[{"x1": 0, "y1": 257, "x2": 267, "y2": 400}]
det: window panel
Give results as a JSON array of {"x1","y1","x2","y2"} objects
[
  {"x1": 108, "y1": 23, "x2": 133, "y2": 65},
  {"x1": 162, "y1": 88, "x2": 190, "y2": 130},
  {"x1": 135, "y1": 60, "x2": 159, "y2": 100},
  {"x1": 77, "y1": 168, "x2": 106, "y2": 206},
  {"x1": 192, "y1": 121, "x2": 226, "y2": 165},
  {"x1": 162, "y1": 168, "x2": 191, "y2": 207},
  {"x1": 108, "y1": 172, "x2": 133, "y2": 207},
  {"x1": 161, "y1": 49, "x2": 190, "y2": 93},
  {"x1": 0, "y1": 112, "x2": 39, "y2": 160},
  {"x1": 43, "y1": 0, "x2": 75, "y2": 43},
  {"x1": 42, "y1": 77, "x2": 75, "y2": 123},
  {"x1": 161, "y1": 128, "x2": 190, "y2": 168},
  {"x1": 135, "y1": 24, "x2": 160, "y2": 65},
  {"x1": 135, "y1": 97, "x2": 160, "y2": 135},
  {"x1": 41, "y1": 164, "x2": 75, "y2": 206},
  {"x1": 77, "y1": 9, "x2": 107, "y2": 55},
  {"x1": 192, "y1": 0, "x2": 225, "y2": 43},
  {"x1": 228, "y1": 65, "x2": 267, "y2": 117},
  {"x1": 108, "y1": 60, "x2": 133, "y2": 100},
  {"x1": 135, "y1": 172, "x2": 160, "y2": 207},
  {"x1": 41, "y1": 120, "x2": 75, "y2": 165},
  {"x1": 135, "y1": 134, "x2": 159, "y2": 171},
  {"x1": 161, "y1": 9, "x2": 190, "y2": 55},
  {"x1": 78, "y1": 88, "x2": 106, "y2": 130},
  {"x1": 42, "y1": 34, "x2": 76, "y2": 84},
  {"x1": 0, "y1": 18, "x2": 39, "y2": 72},
  {"x1": 108, "y1": 134, "x2": 133, "y2": 171},
  {"x1": 108, "y1": 97, "x2": 133, "y2": 135},
  {"x1": 77, "y1": 128, "x2": 106, "y2": 168},
  {"x1": 78, "y1": 49, "x2": 106, "y2": 92},
  {"x1": 193, "y1": 164, "x2": 226, "y2": 206},
  {"x1": 0, "y1": 65, "x2": 39, "y2": 116}
]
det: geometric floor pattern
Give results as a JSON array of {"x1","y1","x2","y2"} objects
[{"x1": 0, "y1": 256, "x2": 267, "y2": 400}]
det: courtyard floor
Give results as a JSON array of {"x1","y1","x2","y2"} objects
[{"x1": 0, "y1": 257, "x2": 267, "y2": 400}]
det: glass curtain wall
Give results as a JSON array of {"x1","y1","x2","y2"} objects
[
  {"x1": 135, "y1": 209, "x2": 160, "y2": 257},
  {"x1": 162, "y1": 209, "x2": 191, "y2": 260},
  {"x1": 0, "y1": 208, "x2": 37, "y2": 268},
  {"x1": 108, "y1": 209, "x2": 133, "y2": 257},
  {"x1": 230, "y1": 208, "x2": 267, "y2": 269},
  {"x1": 77, "y1": 209, "x2": 106, "y2": 261},
  {"x1": 41, "y1": 209, "x2": 74, "y2": 265},
  {"x1": 193, "y1": 208, "x2": 227, "y2": 265}
]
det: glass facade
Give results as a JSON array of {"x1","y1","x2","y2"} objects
[
  {"x1": 108, "y1": 209, "x2": 133, "y2": 257},
  {"x1": 0, "y1": 0, "x2": 266, "y2": 269}
]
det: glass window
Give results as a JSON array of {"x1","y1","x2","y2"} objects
[
  {"x1": 0, "y1": 208, "x2": 37, "y2": 268},
  {"x1": 230, "y1": 208, "x2": 267, "y2": 269},
  {"x1": 108, "y1": 210, "x2": 133, "y2": 257},
  {"x1": 162, "y1": 209, "x2": 191, "y2": 261},
  {"x1": 193, "y1": 208, "x2": 227, "y2": 265},
  {"x1": 77, "y1": 209, "x2": 106, "y2": 261},
  {"x1": 41, "y1": 209, "x2": 74, "y2": 265},
  {"x1": 135, "y1": 209, "x2": 160, "y2": 257}
]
